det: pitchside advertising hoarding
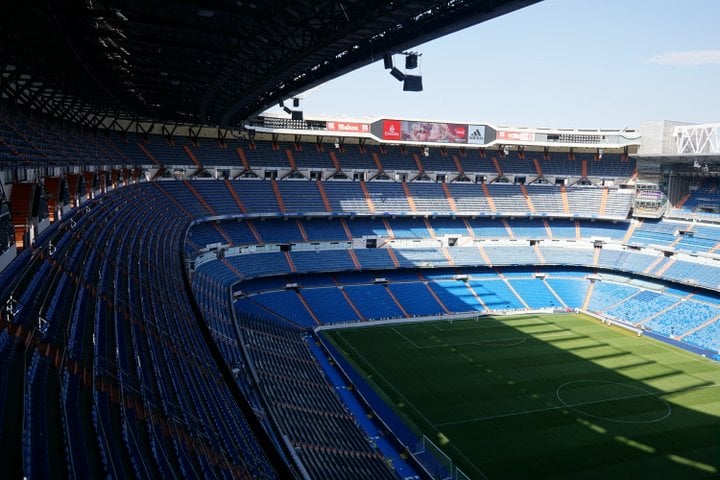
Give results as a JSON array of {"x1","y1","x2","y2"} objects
[
  {"x1": 376, "y1": 119, "x2": 468, "y2": 143},
  {"x1": 325, "y1": 121, "x2": 370, "y2": 133}
]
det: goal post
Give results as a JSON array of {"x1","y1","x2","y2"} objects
[
  {"x1": 413, "y1": 434, "x2": 490, "y2": 480},
  {"x1": 414, "y1": 435, "x2": 453, "y2": 480},
  {"x1": 445, "y1": 314, "x2": 481, "y2": 326}
]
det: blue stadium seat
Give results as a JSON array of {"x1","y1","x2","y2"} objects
[
  {"x1": 387, "y1": 282, "x2": 444, "y2": 316},
  {"x1": 300, "y1": 287, "x2": 360, "y2": 324},
  {"x1": 343, "y1": 284, "x2": 405, "y2": 319}
]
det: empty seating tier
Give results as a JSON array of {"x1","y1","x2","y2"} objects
[
  {"x1": 0, "y1": 183, "x2": 284, "y2": 479},
  {"x1": 149, "y1": 178, "x2": 635, "y2": 218},
  {"x1": 2, "y1": 169, "x2": 719, "y2": 479}
]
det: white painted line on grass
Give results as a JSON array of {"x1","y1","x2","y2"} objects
[{"x1": 434, "y1": 382, "x2": 720, "y2": 428}]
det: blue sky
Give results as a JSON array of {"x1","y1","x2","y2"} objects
[{"x1": 267, "y1": 0, "x2": 720, "y2": 129}]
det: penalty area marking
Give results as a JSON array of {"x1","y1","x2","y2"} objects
[
  {"x1": 432, "y1": 315, "x2": 555, "y2": 332},
  {"x1": 390, "y1": 327, "x2": 423, "y2": 349},
  {"x1": 392, "y1": 327, "x2": 573, "y2": 349},
  {"x1": 469, "y1": 331, "x2": 574, "y2": 348}
]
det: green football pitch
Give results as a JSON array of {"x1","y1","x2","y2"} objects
[{"x1": 321, "y1": 313, "x2": 720, "y2": 479}]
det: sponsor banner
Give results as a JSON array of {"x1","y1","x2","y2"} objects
[
  {"x1": 326, "y1": 121, "x2": 370, "y2": 133},
  {"x1": 467, "y1": 125, "x2": 487, "y2": 145},
  {"x1": 382, "y1": 119, "x2": 402, "y2": 140},
  {"x1": 497, "y1": 130, "x2": 535, "y2": 142},
  {"x1": 400, "y1": 121, "x2": 467, "y2": 143}
]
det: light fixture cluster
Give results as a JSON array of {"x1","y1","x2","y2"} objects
[
  {"x1": 278, "y1": 98, "x2": 303, "y2": 120},
  {"x1": 382, "y1": 52, "x2": 423, "y2": 91}
]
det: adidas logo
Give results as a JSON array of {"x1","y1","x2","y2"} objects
[{"x1": 469, "y1": 129, "x2": 484, "y2": 140}]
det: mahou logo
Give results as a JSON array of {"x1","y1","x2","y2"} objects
[
  {"x1": 327, "y1": 121, "x2": 369, "y2": 133},
  {"x1": 383, "y1": 120, "x2": 401, "y2": 140}
]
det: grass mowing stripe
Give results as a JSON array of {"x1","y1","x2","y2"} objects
[
  {"x1": 397, "y1": 329, "x2": 576, "y2": 349},
  {"x1": 322, "y1": 312, "x2": 720, "y2": 479},
  {"x1": 433, "y1": 383, "x2": 720, "y2": 428},
  {"x1": 335, "y1": 330, "x2": 433, "y2": 427},
  {"x1": 332, "y1": 329, "x2": 489, "y2": 477}
]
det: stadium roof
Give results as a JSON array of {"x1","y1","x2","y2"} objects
[{"x1": 0, "y1": 0, "x2": 539, "y2": 129}]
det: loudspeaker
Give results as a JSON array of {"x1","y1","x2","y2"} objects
[
  {"x1": 390, "y1": 67, "x2": 405, "y2": 81},
  {"x1": 383, "y1": 53, "x2": 393, "y2": 69},
  {"x1": 403, "y1": 75, "x2": 423, "y2": 91},
  {"x1": 405, "y1": 53, "x2": 418, "y2": 69},
  {"x1": 291, "y1": 110, "x2": 303, "y2": 121}
]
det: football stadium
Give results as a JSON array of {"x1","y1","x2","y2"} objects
[{"x1": 1, "y1": 1, "x2": 720, "y2": 479}]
